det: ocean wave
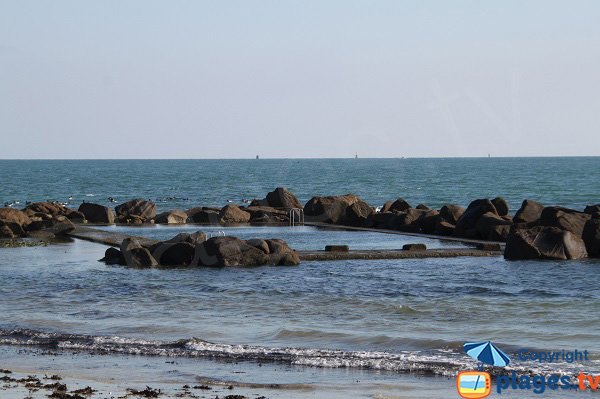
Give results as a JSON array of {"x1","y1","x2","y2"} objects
[{"x1": 0, "y1": 328, "x2": 593, "y2": 377}]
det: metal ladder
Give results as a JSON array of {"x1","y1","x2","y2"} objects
[{"x1": 289, "y1": 208, "x2": 304, "y2": 226}]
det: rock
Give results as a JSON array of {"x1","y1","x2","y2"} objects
[
  {"x1": 0, "y1": 219, "x2": 25, "y2": 237},
  {"x1": 389, "y1": 209, "x2": 437, "y2": 233},
  {"x1": 584, "y1": 204, "x2": 600, "y2": 215},
  {"x1": 416, "y1": 204, "x2": 430, "y2": 210},
  {"x1": 65, "y1": 210, "x2": 85, "y2": 222},
  {"x1": 504, "y1": 226, "x2": 588, "y2": 260},
  {"x1": 115, "y1": 199, "x2": 156, "y2": 223},
  {"x1": 265, "y1": 238, "x2": 300, "y2": 265},
  {"x1": 304, "y1": 194, "x2": 373, "y2": 226},
  {"x1": 403, "y1": 243, "x2": 426, "y2": 251},
  {"x1": 265, "y1": 238, "x2": 289, "y2": 254},
  {"x1": 345, "y1": 201, "x2": 374, "y2": 227},
  {"x1": 382, "y1": 198, "x2": 411, "y2": 213},
  {"x1": 246, "y1": 239, "x2": 270, "y2": 254},
  {"x1": 42, "y1": 216, "x2": 75, "y2": 236},
  {"x1": 24, "y1": 202, "x2": 82, "y2": 221},
  {"x1": 245, "y1": 206, "x2": 289, "y2": 224},
  {"x1": 475, "y1": 212, "x2": 513, "y2": 241},
  {"x1": 186, "y1": 208, "x2": 220, "y2": 224},
  {"x1": 583, "y1": 219, "x2": 600, "y2": 257},
  {"x1": 0, "y1": 208, "x2": 31, "y2": 226},
  {"x1": 492, "y1": 197, "x2": 509, "y2": 217},
  {"x1": 78, "y1": 203, "x2": 115, "y2": 224},
  {"x1": 219, "y1": 205, "x2": 251, "y2": 224},
  {"x1": 100, "y1": 247, "x2": 125, "y2": 265},
  {"x1": 120, "y1": 238, "x2": 158, "y2": 267},
  {"x1": 197, "y1": 236, "x2": 269, "y2": 267},
  {"x1": 419, "y1": 211, "x2": 442, "y2": 234},
  {"x1": 116, "y1": 214, "x2": 146, "y2": 224},
  {"x1": 325, "y1": 245, "x2": 349, "y2": 252},
  {"x1": 364, "y1": 212, "x2": 394, "y2": 229},
  {"x1": 153, "y1": 242, "x2": 196, "y2": 266},
  {"x1": 275, "y1": 251, "x2": 301, "y2": 266},
  {"x1": 264, "y1": 187, "x2": 303, "y2": 209},
  {"x1": 513, "y1": 199, "x2": 544, "y2": 223},
  {"x1": 439, "y1": 204, "x2": 465, "y2": 225},
  {"x1": 0, "y1": 225, "x2": 15, "y2": 239},
  {"x1": 538, "y1": 206, "x2": 591, "y2": 236},
  {"x1": 25, "y1": 230, "x2": 55, "y2": 240},
  {"x1": 454, "y1": 199, "x2": 498, "y2": 238},
  {"x1": 434, "y1": 220, "x2": 455, "y2": 236},
  {"x1": 155, "y1": 210, "x2": 188, "y2": 224},
  {"x1": 165, "y1": 231, "x2": 206, "y2": 245}
]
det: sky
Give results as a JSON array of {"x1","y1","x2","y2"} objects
[{"x1": 0, "y1": 0, "x2": 599, "y2": 159}]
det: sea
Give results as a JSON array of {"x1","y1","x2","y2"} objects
[{"x1": 0, "y1": 157, "x2": 599, "y2": 398}]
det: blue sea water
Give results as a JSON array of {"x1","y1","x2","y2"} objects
[{"x1": 0, "y1": 157, "x2": 599, "y2": 397}]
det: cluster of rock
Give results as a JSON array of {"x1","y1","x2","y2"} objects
[
  {"x1": 100, "y1": 231, "x2": 300, "y2": 267},
  {"x1": 0, "y1": 203, "x2": 80, "y2": 239}
]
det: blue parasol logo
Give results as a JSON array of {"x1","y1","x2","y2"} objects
[{"x1": 464, "y1": 341, "x2": 511, "y2": 369}]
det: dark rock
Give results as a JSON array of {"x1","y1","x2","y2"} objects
[
  {"x1": 115, "y1": 199, "x2": 156, "y2": 223},
  {"x1": 304, "y1": 194, "x2": 373, "y2": 226},
  {"x1": 0, "y1": 208, "x2": 31, "y2": 226},
  {"x1": 274, "y1": 251, "x2": 301, "y2": 266},
  {"x1": 325, "y1": 245, "x2": 349, "y2": 252},
  {"x1": 434, "y1": 220, "x2": 455, "y2": 236},
  {"x1": 219, "y1": 205, "x2": 251, "y2": 224},
  {"x1": 100, "y1": 247, "x2": 125, "y2": 265},
  {"x1": 245, "y1": 206, "x2": 289, "y2": 224},
  {"x1": 116, "y1": 214, "x2": 146, "y2": 224},
  {"x1": 246, "y1": 239, "x2": 270, "y2": 254},
  {"x1": 78, "y1": 203, "x2": 115, "y2": 224},
  {"x1": 0, "y1": 225, "x2": 15, "y2": 238},
  {"x1": 265, "y1": 238, "x2": 289, "y2": 254},
  {"x1": 0, "y1": 219, "x2": 25, "y2": 237},
  {"x1": 492, "y1": 197, "x2": 509, "y2": 217},
  {"x1": 504, "y1": 226, "x2": 588, "y2": 260},
  {"x1": 65, "y1": 210, "x2": 85, "y2": 222},
  {"x1": 24, "y1": 219, "x2": 52, "y2": 231},
  {"x1": 454, "y1": 199, "x2": 498, "y2": 238},
  {"x1": 439, "y1": 204, "x2": 465, "y2": 225},
  {"x1": 26, "y1": 230, "x2": 56, "y2": 240},
  {"x1": 416, "y1": 204, "x2": 430, "y2": 210},
  {"x1": 264, "y1": 187, "x2": 303, "y2": 209},
  {"x1": 475, "y1": 212, "x2": 513, "y2": 241},
  {"x1": 165, "y1": 231, "x2": 206, "y2": 245},
  {"x1": 153, "y1": 242, "x2": 195, "y2": 266},
  {"x1": 583, "y1": 219, "x2": 600, "y2": 257},
  {"x1": 403, "y1": 243, "x2": 426, "y2": 251},
  {"x1": 513, "y1": 199, "x2": 544, "y2": 224},
  {"x1": 155, "y1": 210, "x2": 188, "y2": 224},
  {"x1": 186, "y1": 208, "x2": 220, "y2": 224},
  {"x1": 43, "y1": 216, "x2": 75, "y2": 236},
  {"x1": 364, "y1": 212, "x2": 395, "y2": 229},
  {"x1": 120, "y1": 238, "x2": 158, "y2": 267},
  {"x1": 390, "y1": 209, "x2": 438, "y2": 233},
  {"x1": 197, "y1": 236, "x2": 269, "y2": 267},
  {"x1": 584, "y1": 204, "x2": 600, "y2": 215},
  {"x1": 538, "y1": 206, "x2": 591, "y2": 236},
  {"x1": 382, "y1": 198, "x2": 411, "y2": 213}
]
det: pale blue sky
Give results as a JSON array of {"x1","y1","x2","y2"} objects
[{"x1": 1, "y1": 1, "x2": 599, "y2": 158}]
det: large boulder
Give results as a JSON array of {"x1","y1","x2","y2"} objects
[
  {"x1": 304, "y1": 194, "x2": 373, "y2": 226},
  {"x1": 584, "y1": 204, "x2": 600, "y2": 216},
  {"x1": 265, "y1": 238, "x2": 300, "y2": 265},
  {"x1": 0, "y1": 219, "x2": 26, "y2": 237},
  {"x1": 186, "y1": 207, "x2": 220, "y2": 224},
  {"x1": 152, "y1": 242, "x2": 196, "y2": 266},
  {"x1": 219, "y1": 204, "x2": 251, "y2": 224},
  {"x1": 364, "y1": 212, "x2": 395, "y2": 229},
  {"x1": 439, "y1": 204, "x2": 465, "y2": 225},
  {"x1": 155, "y1": 210, "x2": 188, "y2": 224},
  {"x1": 513, "y1": 200, "x2": 544, "y2": 224},
  {"x1": 23, "y1": 202, "x2": 83, "y2": 221},
  {"x1": 453, "y1": 199, "x2": 498, "y2": 238},
  {"x1": 196, "y1": 236, "x2": 269, "y2": 267},
  {"x1": 99, "y1": 247, "x2": 126, "y2": 265},
  {"x1": 504, "y1": 226, "x2": 588, "y2": 260},
  {"x1": 583, "y1": 219, "x2": 600, "y2": 257},
  {"x1": 120, "y1": 238, "x2": 158, "y2": 267},
  {"x1": 388, "y1": 209, "x2": 439, "y2": 233},
  {"x1": 475, "y1": 212, "x2": 512, "y2": 241},
  {"x1": 265, "y1": 187, "x2": 303, "y2": 209},
  {"x1": 165, "y1": 231, "x2": 207, "y2": 245},
  {"x1": 78, "y1": 203, "x2": 114, "y2": 224},
  {"x1": 492, "y1": 197, "x2": 509, "y2": 217},
  {"x1": 381, "y1": 198, "x2": 411, "y2": 213},
  {"x1": 0, "y1": 208, "x2": 31, "y2": 227},
  {"x1": 0, "y1": 225, "x2": 15, "y2": 239},
  {"x1": 537, "y1": 206, "x2": 591, "y2": 237},
  {"x1": 245, "y1": 206, "x2": 289, "y2": 224},
  {"x1": 115, "y1": 199, "x2": 156, "y2": 223}
]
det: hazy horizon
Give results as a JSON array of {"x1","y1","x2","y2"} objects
[{"x1": 1, "y1": 1, "x2": 599, "y2": 159}]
